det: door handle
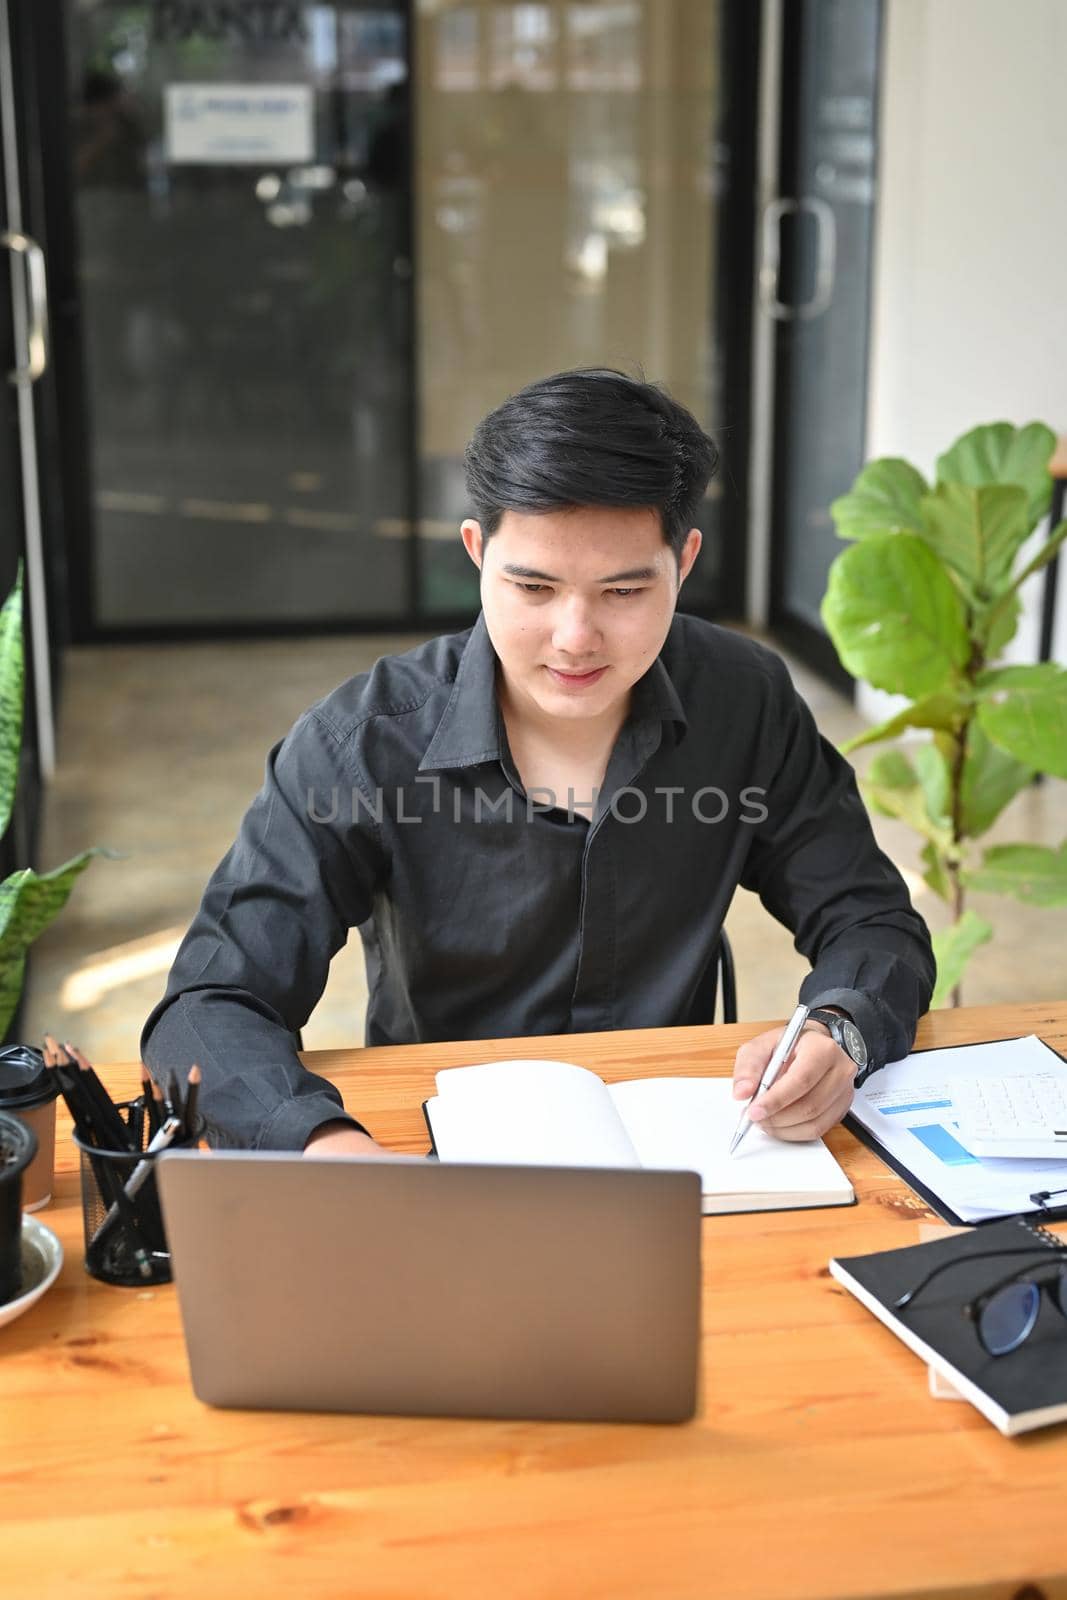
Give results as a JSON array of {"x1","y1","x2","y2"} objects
[
  {"x1": 1, "y1": 229, "x2": 48, "y2": 383},
  {"x1": 758, "y1": 197, "x2": 837, "y2": 322}
]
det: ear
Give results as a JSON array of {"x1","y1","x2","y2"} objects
[
  {"x1": 460, "y1": 519, "x2": 484, "y2": 569},
  {"x1": 677, "y1": 528, "x2": 702, "y2": 587}
]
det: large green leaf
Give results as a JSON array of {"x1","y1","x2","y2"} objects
[
  {"x1": 0, "y1": 564, "x2": 24, "y2": 844},
  {"x1": 821, "y1": 534, "x2": 970, "y2": 698},
  {"x1": 918, "y1": 482, "x2": 1031, "y2": 599},
  {"x1": 930, "y1": 910, "x2": 993, "y2": 1008},
  {"x1": 920, "y1": 840, "x2": 953, "y2": 904},
  {"x1": 841, "y1": 691, "x2": 967, "y2": 755},
  {"x1": 0, "y1": 850, "x2": 100, "y2": 1039},
  {"x1": 975, "y1": 589, "x2": 1022, "y2": 660},
  {"x1": 975, "y1": 663, "x2": 1067, "y2": 778},
  {"x1": 965, "y1": 842, "x2": 1067, "y2": 907},
  {"x1": 935, "y1": 421, "x2": 1055, "y2": 532},
  {"x1": 914, "y1": 741, "x2": 952, "y2": 832},
  {"x1": 862, "y1": 747, "x2": 951, "y2": 847},
  {"x1": 958, "y1": 721, "x2": 1034, "y2": 837},
  {"x1": 830, "y1": 458, "x2": 928, "y2": 542}
]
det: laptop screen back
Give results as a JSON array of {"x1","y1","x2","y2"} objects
[{"x1": 156, "y1": 1151, "x2": 702, "y2": 1423}]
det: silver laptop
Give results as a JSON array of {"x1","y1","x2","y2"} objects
[{"x1": 156, "y1": 1151, "x2": 702, "y2": 1423}]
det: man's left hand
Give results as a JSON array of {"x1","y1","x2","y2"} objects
[{"x1": 731, "y1": 1019, "x2": 855, "y2": 1141}]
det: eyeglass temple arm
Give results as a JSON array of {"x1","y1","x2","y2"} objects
[{"x1": 893, "y1": 1247, "x2": 1067, "y2": 1311}]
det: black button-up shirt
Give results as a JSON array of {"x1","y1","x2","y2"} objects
[{"x1": 142, "y1": 612, "x2": 935, "y2": 1148}]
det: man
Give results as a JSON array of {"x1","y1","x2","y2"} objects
[{"x1": 142, "y1": 369, "x2": 935, "y2": 1156}]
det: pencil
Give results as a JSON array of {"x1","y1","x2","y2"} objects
[
  {"x1": 65, "y1": 1042, "x2": 132, "y2": 1150},
  {"x1": 148, "y1": 1077, "x2": 165, "y2": 1136},
  {"x1": 183, "y1": 1065, "x2": 201, "y2": 1140}
]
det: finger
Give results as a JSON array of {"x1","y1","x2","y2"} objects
[
  {"x1": 732, "y1": 1028, "x2": 798, "y2": 1100},
  {"x1": 759, "y1": 1052, "x2": 851, "y2": 1129},
  {"x1": 764, "y1": 1085, "x2": 854, "y2": 1143},
  {"x1": 749, "y1": 1039, "x2": 836, "y2": 1121}
]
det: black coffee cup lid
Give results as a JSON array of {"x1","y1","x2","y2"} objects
[{"x1": 0, "y1": 1046, "x2": 59, "y2": 1110}]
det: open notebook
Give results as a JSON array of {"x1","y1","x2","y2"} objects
[{"x1": 422, "y1": 1058, "x2": 854, "y2": 1216}]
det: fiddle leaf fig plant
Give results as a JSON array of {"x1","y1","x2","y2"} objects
[
  {"x1": 0, "y1": 565, "x2": 103, "y2": 1040},
  {"x1": 821, "y1": 422, "x2": 1067, "y2": 1006}
]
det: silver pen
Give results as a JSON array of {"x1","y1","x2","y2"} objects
[{"x1": 728, "y1": 1003, "x2": 811, "y2": 1157}]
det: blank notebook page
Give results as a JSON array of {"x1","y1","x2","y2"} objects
[
  {"x1": 606, "y1": 1077, "x2": 851, "y2": 1198},
  {"x1": 428, "y1": 1058, "x2": 640, "y2": 1167}
]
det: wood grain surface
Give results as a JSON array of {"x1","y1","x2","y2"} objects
[{"x1": 5, "y1": 1002, "x2": 1067, "y2": 1600}]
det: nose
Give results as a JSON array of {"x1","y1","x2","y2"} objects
[{"x1": 551, "y1": 594, "x2": 603, "y2": 659}]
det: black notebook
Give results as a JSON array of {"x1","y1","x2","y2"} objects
[{"x1": 830, "y1": 1216, "x2": 1067, "y2": 1436}]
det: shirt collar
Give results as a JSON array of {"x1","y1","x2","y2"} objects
[
  {"x1": 419, "y1": 613, "x2": 502, "y2": 771},
  {"x1": 419, "y1": 611, "x2": 688, "y2": 773}
]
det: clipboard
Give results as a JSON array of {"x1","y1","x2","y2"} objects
[{"x1": 846, "y1": 1034, "x2": 1067, "y2": 1229}]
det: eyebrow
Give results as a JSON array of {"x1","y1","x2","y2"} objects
[{"x1": 501, "y1": 564, "x2": 659, "y2": 584}]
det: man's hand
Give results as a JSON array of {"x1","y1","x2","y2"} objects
[
  {"x1": 731, "y1": 1019, "x2": 855, "y2": 1141},
  {"x1": 302, "y1": 1121, "x2": 408, "y2": 1160}
]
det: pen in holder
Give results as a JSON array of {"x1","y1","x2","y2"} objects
[{"x1": 72, "y1": 1096, "x2": 203, "y2": 1286}]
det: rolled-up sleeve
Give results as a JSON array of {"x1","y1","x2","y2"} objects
[
  {"x1": 741, "y1": 657, "x2": 936, "y2": 1071},
  {"x1": 141, "y1": 710, "x2": 386, "y2": 1149}
]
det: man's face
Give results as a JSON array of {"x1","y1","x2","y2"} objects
[{"x1": 461, "y1": 506, "x2": 701, "y2": 727}]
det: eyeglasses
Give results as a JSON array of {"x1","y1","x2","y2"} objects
[{"x1": 894, "y1": 1247, "x2": 1067, "y2": 1357}]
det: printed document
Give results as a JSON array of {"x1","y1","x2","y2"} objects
[{"x1": 850, "y1": 1035, "x2": 1067, "y2": 1222}]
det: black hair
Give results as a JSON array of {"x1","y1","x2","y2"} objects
[{"x1": 463, "y1": 368, "x2": 719, "y2": 559}]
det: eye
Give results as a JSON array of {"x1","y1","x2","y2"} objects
[
  {"x1": 514, "y1": 582, "x2": 550, "y2": 595},
  {"x1": 608, "y1": 587, "x2": 642, "y2": 598}
]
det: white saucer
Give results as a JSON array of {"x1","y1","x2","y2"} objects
[{"x1": 0, "y1": 1214, "x2": 64, "y2": 1330}]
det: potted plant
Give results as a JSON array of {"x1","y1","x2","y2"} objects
[
  {"x1": 821, "y1": 422, "x2": 1067, "y2": 1006},
  {"x1": 0, "y1": 564, "x2": 103, "y2": 1041}
]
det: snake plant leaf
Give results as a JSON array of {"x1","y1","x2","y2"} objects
[
  {"x1": 958, "y1": 722, "x2": 1035, "y2": 838},
  {"x1": 0, "y1": 849, "x2": 100, "y2": 1040},
  {"x1": 935, "y1": 421, "x2": 1055, "y2": 533},
  {"x1": 918, "y1": 482, "x2": 1031, "y2": 601},
  {"x1": 930, "y1": 910, "x2": 993, "y2": 1008},
  {"x1": 841, "y1": 691, "x2": 967, "y2": 755},
  {"x1": 975, "y1": 663, "x2": 1067, "y2": 779},
  {"x1": 0, "y1": 564, "x2": 24, "y2": 844},
  {"x1": 830, "y1": 457, "x2": 928, "y2": 542},
  {"x1": 821, "y1": 534, "x2": 970, "y2": 698},
  {"x1": 965, "y1": 842, "x2": 1067, "y2": 907}
]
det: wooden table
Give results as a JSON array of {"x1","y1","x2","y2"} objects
[{"x1": 5, "y1": 1002, "x2": 1067, "y2": 1600}]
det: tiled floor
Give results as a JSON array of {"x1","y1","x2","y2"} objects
[{"x1": 20, "y1": 626, "x2": 1067, "y2": 1065}]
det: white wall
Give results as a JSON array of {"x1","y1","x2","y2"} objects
[{"x1": 860, "y1": 0, "x2": 1067, "y2": 716}]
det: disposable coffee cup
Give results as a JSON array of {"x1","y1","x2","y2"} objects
[
  {"x1": 0, "y1": 1046, "x2": 60, "y2": 1211},
  {"x1": 0, "y1": 1109, "x2": 37, "y2": 1303}
]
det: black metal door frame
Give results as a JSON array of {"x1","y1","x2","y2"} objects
[{"x1": 766, "y1": 0, "x2": 883, "y2": 692}]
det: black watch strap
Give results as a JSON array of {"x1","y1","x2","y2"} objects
[{"x1": 808, "y1": 1008, "x2": 873, "y2": 1085}]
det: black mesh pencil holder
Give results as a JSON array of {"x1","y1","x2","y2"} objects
[{"x1": 72, "y1": 1097, "x2": 202, "y2": 1287}]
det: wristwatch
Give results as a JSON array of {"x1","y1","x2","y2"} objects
[{"x1": 807, "y1": 1008, "x2": 873, "y2": 1086}]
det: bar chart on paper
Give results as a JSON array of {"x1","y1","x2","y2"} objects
[{"x1": 850, "y1": 1037, "x2": 1067, "y2": 1221}]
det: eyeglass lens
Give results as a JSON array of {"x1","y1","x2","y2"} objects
[{"x1": 978, "y1": 1267, "x2": 1067, "y2": 1356}]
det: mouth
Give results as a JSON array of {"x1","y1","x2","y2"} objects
[{"x1": 545, "y1": 665, "x2": 609, "y2": 688}]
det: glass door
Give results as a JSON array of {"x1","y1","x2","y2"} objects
[
  {"x1": 413, "y1": 0, "x2": 758, "y2": 621},
  {"x1": 764, "y1": 0, "x2": 882, "y2": 683},
  {"x1": 61, "y1": 1, "x2": 415, "y2": 632}
]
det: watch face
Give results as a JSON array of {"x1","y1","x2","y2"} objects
[{"x1": 841, "y1": 1020, "x2": 868, "y2": 1068}]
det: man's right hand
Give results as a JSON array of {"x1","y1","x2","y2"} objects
[{"x1": 302, "y1": 1122, "x2": 408, "y2": 1160}]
